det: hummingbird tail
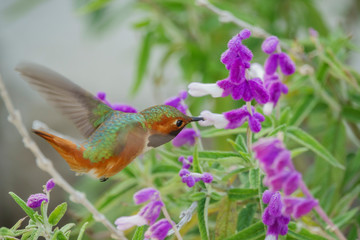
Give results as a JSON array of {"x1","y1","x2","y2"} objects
[{"x1": 33, "y1": 129, "x2": 87, "y2": 173}]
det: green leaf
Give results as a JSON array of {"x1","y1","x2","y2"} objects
[
  {"x1": 342, "y1": 106, "x2": 360, "y2": 123},
  {"x1": 225, "y1": 221, "x2": 265, "y2": 240},
  {"x1": 214, "y1": 197, "x2": 237, "y2": 240},
  {"x1": 0, "y1": 227, "x2": 14, "y2": 237},
  {"x1": 189, "y1": 192, "x2": 207, "y2": 201},
  {"x1": 197, "y1": 198, "x2": 209, "y2": 240},
  {"x1": 29, "y1": 228, "x2": 41, "y2": 240},
  {"x1": 131, "y1": 32, "x2": 153, "y2": 95},
  {"x1": 21, "y1": 229, "x2": 34, "y2": 240},
  {"x1": 237, "y1": 203, "x2": 257, "y2": 231},
  {"x1": 289, "y1": 96, "x2": 318, "y2": 126},
  {"x1": 11, "y1": 217, "x2": 27, "y2": 231},
  {"x1": 287, "y1": 127, "x2": 344, "y2": 169},
  {"x1": 249, "y1": 168, "x2": 259, "y2": 188},
  {"x1": 228, "y1": 188, "x2": 258, "y2": 200},
  {"x1": 291, "y1": 147, "x2": 308, "y2": 158},
  {"x1": 60, "y1": 223, "x2": 75, "y2": 234},
  {"x1": 151, "y1": 164, "x2": 179, "y2": 174},
  {"x1": 9, "y1": 192, "x2": 36, "y2": 222},
  {"x1": 287, "y1": 222, "x2": 327, "y2": 240},
  {"x1": 48, "y1": 202, "x2": 67, "y2": 226},
  {"x1": 201, "y1": 128, "x2": 246, "y2": 138},
  {"x1": 235, "y1": 134, "x2": 248, "y2": 153},
  {"x1": 132, "y1": 225, "x2": 146, "y2": 240},
  {"x1": 51, "y1": 229, "x2": 67, "y2": 240},
  {"x1": 77, "y1": 222, "x2": 88, "y2": 240},
  {"x1": 210, "y1": 191, "x2": 223, "y2": 201},
  {"x1": 267, "y1": 124, "x2": 287, "y2": 137},
  {"x1": 199, "y1": 151, "x2": 241, "y2": 159},
  {"x1": 333, "y1": 208, "x2": 358, "y2": 228}
]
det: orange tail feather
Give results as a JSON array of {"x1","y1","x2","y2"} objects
[{"x1": 33, "y1": 129, "x2": 86, "y2": 172}]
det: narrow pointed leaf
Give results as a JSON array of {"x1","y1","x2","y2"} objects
[
  {"x1": 215, "y1": 198, "x2": 237, "y2": 240},
  {"x1": 132, "y1": 225, "x2": 146, "y2": 240},
  {"x1": 287, "y1": 127, "x2": 344, "y2": 169},
  {"x1": 228, "y1": 188, "x2": 258, "y2": 200},
  {"x1": 9, "y1": 192, "x2": 36, "y2": 222},
  {"x1": 77, "y1": 222, "x2": 88, "y2": 240}
]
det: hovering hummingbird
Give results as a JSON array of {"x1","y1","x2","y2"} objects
[{"x1": 16, "y1": 62, "x2": 203, "y2": 182}]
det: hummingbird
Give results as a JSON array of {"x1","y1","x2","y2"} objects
[{"x1": 16, "y1": 62, "x2": 203, "y2": 182}]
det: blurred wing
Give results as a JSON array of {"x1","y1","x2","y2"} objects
[
  {"x1": 82, "y1": 113, "x2": 147, "y2": 163},
  {"x1": 16, "y1": 62, "x2": 114, "y2": 137}
]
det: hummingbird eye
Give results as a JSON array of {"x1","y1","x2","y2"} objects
[{"x1": 176, "y1": 120, "x2": 183, "y2": 127}]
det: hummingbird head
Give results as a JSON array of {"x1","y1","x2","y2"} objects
[{"x1": 140, "y1": 105, "x2": 203, "y2": 148}]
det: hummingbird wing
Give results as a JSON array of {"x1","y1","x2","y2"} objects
[
  {"x1": 82, "y1": 112, "x2": 147, "y2": 163},
  {"x1": 16, "y1": 62, "x2": 114, "y2": 138}
]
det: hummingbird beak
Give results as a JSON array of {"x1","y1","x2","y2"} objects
[{"x1": 191, "y1": 116, "x2": 204, "y2": 122}]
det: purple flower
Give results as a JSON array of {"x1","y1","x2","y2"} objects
[
  {"x1": 111, "y1": 104, "x2": 138, "y2": 113},
  {"x1": 26, "y1": 193, "x2": 48, "y2": 209},
  {"x1": 178, "y1": 156, "x2": 193, "y2": 169},
  {"x1": 164, "y1": 91, "x2": 188, "y2": 114},
  {"x1": 172, "y1": 129, "x2": 199, "y2": 147},
  {"x1": 45, "y1": 179, "x2": 55, "y2": 192},
  {"x1": 179, "y1": 169, "x2": 213, "y2": 187},
  {"x1": 264, "y1": 54, "x2": 279, "y2": 75},
  {"x1": 224, "y1": 106, "x2": 265, "y2": 133},
  {"x1": 96, "y1": 92, "x2": 138, "y2": 113},
  {"x1": 217, "y1": 78, "x2": 269, "y2": 104},
  {"x1": 198, "y1": 110, "x2": 229, "y2": 129},
  {"x1": 201, "y1": 172, "x2": 213, "y2": 183},
  {"x1": 133, "y1": 188, "x2": 159, "y2": 205},
  {"x1": 262, "y1": 36, "x2": 279, "y2": 54},
  {"x1": 144, "y1": 219, "x2": 173, "y2": 240},
  {"x1": 283, "y1": 197, "x2": 318, "y2": 218},
  {"x1": 115, "y1": 187, "x2": 165, "y2": 231},
  {"x1": 262, "y1": 191, "x2": 290, "y2": 239},
  {"x1": 278, "y1": 53, "x2": 296, "y2": 76},
  {"x1": 139, "y1": 200, "x2": 164, "y2": 225}
]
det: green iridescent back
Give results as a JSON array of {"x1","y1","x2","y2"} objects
[
  {"x1": 82, "y1": 111, "x2": 146, "y2": 163},
  {"x1": 140, "y1": 105, "x2": 186, "y2": 127}
]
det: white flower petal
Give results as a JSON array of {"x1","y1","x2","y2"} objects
[
  {"x1": 199, "y1": 110, "x2": 229, "y2": 129},
  {"x1": 263, "y1": 102, "x2": 274, "y2": 115},
  {"x1": 188, "y1": 82, "x2": 223, "y2": 98},
  {"x1": 114, "y1": 215, "x2": 147, "y2": 231},
  {"x1": 248, "y1": 63, "x2": 265, "y2": 81},
  {"x1": 265, "y1": 234, "x2": 277, "y2": 240}
]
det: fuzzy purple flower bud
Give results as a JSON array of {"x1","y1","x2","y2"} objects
[
  {"x1": 182, "y1": 175, "x2": 196, "y2": 187},
  {"x1": 201, "y1": 172, "x2": 213, "y2": 183},
  {"x1": 172, "y1": 128, "x2": 199, "y2": 147},
  {"x1": 133, "y1": 188, "x2": 159, "y2": 205},
  {"x1": 262, "y1": 36, "x2": 279, "y2": 54},
  {"x1": 144, "y1": 219, "x2": 173, "y2": 240},
  {"x1": 45, "y1": 179, "x2": 55, "y2": 192},
  {"x1": 178, "y1": 156, "x2": 193, "y2": 169},
  {"x1": 278, "y1": 53, "x2": 296, "y2": 75},
  {"x1": 264, "y1": 54, "x2": 279, "y2": 75},
  {"x1": 179, "y1": 169, "x2": 190, "y2": 177},
  {"x1": 27, "y1": 193, "x2": 48, "y2": 209},
  {"x1": 262, "y1": 190, "x2": 274, "y2": 204}
]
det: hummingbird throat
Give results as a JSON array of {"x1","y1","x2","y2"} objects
[{"x1": 147, "y1": 129, "x2": 182, "y2": 148}]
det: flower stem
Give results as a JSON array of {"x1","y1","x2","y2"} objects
[
  {"x1": 298, "y1": 181, "x2": 346, "y2": 240},
  {"x1": 161, "y1": 205, "x2": 183, "y2": 240},
  {"x1": 246, "y1": 102, "x2": 253, "y2": 152}
]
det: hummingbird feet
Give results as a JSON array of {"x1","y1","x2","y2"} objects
[{"x1": 99, "y1": 177, "x2": 109, "y2": 182}]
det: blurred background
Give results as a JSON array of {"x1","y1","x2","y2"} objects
[{"x1": 1, "y1": 0, "x2": 360, "y2": 235}]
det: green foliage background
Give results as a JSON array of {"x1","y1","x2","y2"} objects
[{"x1": 2, "y1": 0, "x2": 360, "y2": 239}]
